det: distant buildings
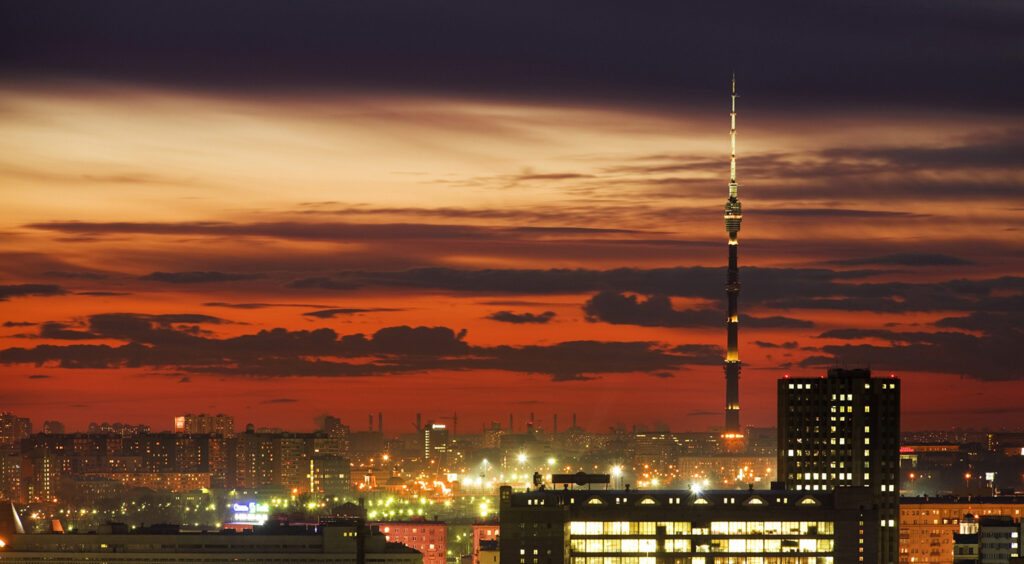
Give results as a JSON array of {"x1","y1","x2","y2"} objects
[
  {"x1": 0, "y1": 412, "x2": 31, "y2": 447},
  {"x1": 778, "y1": 368, "x2": 901, "y2": 563}
]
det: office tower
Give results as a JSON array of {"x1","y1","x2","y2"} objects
[
  {"x1": 499, "y1": 483, "x2": 879, "y2": 563},
  {"x1": 423, "y1": 423, "x2": 449, "y2": 468},
  {"x1": 723, "y1": 76, "x2": 743, "y2": 436},
  {"x1": 778, "y1": 368, "x2": 900, "y2": 563}
]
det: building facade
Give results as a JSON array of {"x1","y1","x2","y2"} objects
[
  {"x1": 372, "y1": 519, "x2": 447, "y2": 564},
  {"x1": 778, "y1": 368, "x2": 900, "y2": 563},
  {"x1": 499, "y1": 484, "x2": 880, "y2": 564},
  {"x1": 901, "y1": 495, "x2": 1024, "y2": 564}
]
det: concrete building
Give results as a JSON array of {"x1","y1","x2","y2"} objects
[
  {"x1": 953, "y1": 514, "x2": 1023, "y2": 563},
  {"x1": 371, "y1": 519, "x2": 446, "y2": 564},
  {"x1": 900, "y1": 494, "x2": 1024, "y2": 564},
  {"x1": 173, "y1": 413, "x2": 235, "y2": 437},
  {"x1": 778, "y1": 368, "x2": 900, "y2": 563},
  {"x1": 499, "y1": 483, "x2": 880, "y2": 564}
]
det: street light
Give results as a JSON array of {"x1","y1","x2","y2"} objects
[{"x1": 611, "y1": 465, "x2": 623, "y2": 489}]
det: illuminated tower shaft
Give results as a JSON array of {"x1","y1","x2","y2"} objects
[{"x1": 723, "y1": 76, "x2": 743, "y2": 434}]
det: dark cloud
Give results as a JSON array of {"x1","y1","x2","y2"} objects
[
  {"x1": 754, "y1": 341, "x2": 799, "y2": 349},
  {"x1": 288, "y1": 266, "x2": 875, "y2": 298},
  {"x1": 31, "y1": 314, "x2": 228, "y2": 345},
  {"x1": 262, "y1": 398, "x2": 298, "y2": 404},
  {"x1": 39, "y1": 322, "x2": 99, "y2": 340},
  {"x1": 178, "y1": 376, "x2": 191, "y2": 383},
  {"x1": 42, "y1": 271, "x2": 109, "y2": 280},
  {"x1": 829, "y1": 253, "x2": 972, "y2": 267},
  {"x1": 670, "y1": 344, "x2": 724, "y2": 365},
  {"x1": 28, "y1": 374, "x2": 50, "y2": 379},
  {"x1": 0, "y1": 317, "x2": 705, "y2": 381},
  {"x1": 141, "y1": 271, "x2": 265, "y2": 284},
  {"x1": 806, "y1": 311, "x2": 1023, "y2": 380},
  {"x1": 282, "y1": 267, "x2": 1024, "y2": 318},
  {"x1": 77, "y1": 291, "x2": 132, "y2": 296},
  {"x1": 303, "y1": 308, "x2": 399, "y2": 319},
  {"x1": 486, "y1": 311, "x2": 556, "y2": 324},
  {"x1": 0, "y1": 284, "x2": 66, "y2": 301},
  {"x1": 204, "y1": 302, "x2": 332, "y2": 309},
  {"x1": 4, "y1": 321, "x2": 36, "y2": 327},
  {"x1": 582, "y1": 291, "x2": 813, "y2": 329},
  {"x1": 1, "y1": 0, "x2": 1019, "y2": 112}
]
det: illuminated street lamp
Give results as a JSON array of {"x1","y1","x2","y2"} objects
[
  {"x1": 611, "y1": 465, "x2": 623, "y2": 488},
  {"x1": 517, "y1": 453, "x2": 527, "y2": 464}
]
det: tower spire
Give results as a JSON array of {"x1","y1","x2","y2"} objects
[
  {"x1": 730, "y1": 73, "x2": 737, "y2": 188},
  {"x1": 723, "y1": 75, "x2": 743, "y2": 436}
]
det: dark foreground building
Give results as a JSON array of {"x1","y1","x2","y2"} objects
[
  {"x1": 499, "y1": 484, "x2": 880, "y2": 564},
  {"x1": 778, "y1": 368, "x2": 900, "y2": 564},
  {"x1": 0, "y1": 519, "x2": 422, "y2": 563}
]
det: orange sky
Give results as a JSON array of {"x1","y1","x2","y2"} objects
[{"x1": 1, "y1": 80, "x2": 1022, "y2": 434}]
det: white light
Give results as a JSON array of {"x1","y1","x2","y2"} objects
[
  {"x1": 611, "y1": 465, "x2": 622, "y2": 477},
  {"x1": 517, "y1": 453, "x2": 527, "y2": 464}
]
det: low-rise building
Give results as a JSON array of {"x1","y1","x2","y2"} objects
[
  {"x1": 500, "y1": 483, "x2": 880, "y2": 564},
  {"x1": 0, "y1": 519, "x2": 422, "y2": 563}
]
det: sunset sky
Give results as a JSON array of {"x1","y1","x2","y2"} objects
[{"x1": 1, "y1": 1, "x2": 1022, "y2": 433}]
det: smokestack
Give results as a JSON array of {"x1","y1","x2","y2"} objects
[
  {"x1": 509, "y1": 413, "x2": 513, "y2": 433},
  {"x1": 368, "y1": 413, "x2": 373, "y2": 431},
  {"x1": 530, "y1": 411, "x2": 534, "y2": 424},
  {"x1": 378, "y1": 412, "x2": 383, "y2": 435},
  {"x1": 416, "y1": 413, "x2": 421, "y2": 432},
  {"x1": 573, "y1": 413, "x2": 577, "y2": 428},
  {"x1": 553, "y1": 414, "x2": 558, "y2": 434},
  {"x1": 452, "y1": 412, "x2": 457, "y2": 437}
]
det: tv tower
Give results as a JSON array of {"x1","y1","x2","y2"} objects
[{"x1": 723, "y1": 75, "x2": 743, "y2": 436}]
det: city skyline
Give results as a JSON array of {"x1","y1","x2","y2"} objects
[{"x1": 1, "y1": 1, "x2": 1022, "y2": 433}]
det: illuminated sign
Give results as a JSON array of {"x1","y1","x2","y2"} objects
[{"x1": 231, "y1": 502, "x2": 269, "y2": 524}]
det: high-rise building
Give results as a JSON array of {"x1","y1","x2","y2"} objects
[
  {"x1": 722, "y1": 76, "x2": 744, "y2": 437},
  {"x1": 778, "y1": 368, "x2": 900, "y2": 563},
  {"x1": 423, "y1": 423, "x2": 449, "y2": 467}
]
